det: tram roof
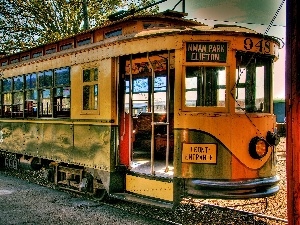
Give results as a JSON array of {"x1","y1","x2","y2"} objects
[{"x1": 0, "y1": 10, "x2": 279, "y2": 64}]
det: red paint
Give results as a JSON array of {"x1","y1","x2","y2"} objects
[{"x1": 119, "y1": 112, "x2": 130, "y2": 166}]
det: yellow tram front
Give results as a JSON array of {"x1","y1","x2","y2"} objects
[
  {"x1": 121, "y1": 25, "x2": 280, "y2": 205},
  {"x1": 177, "y1": 35, "x2": 280, "y2": 199}
]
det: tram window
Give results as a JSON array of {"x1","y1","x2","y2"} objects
[
  {"x1": 40, "y1": 89, "x2": 52, "y2": 116},
  {"x1": 38, "y1": 70, "x2": 53, "y2": 87},
  {"x1": 55, "y1": 67, "x2": 70, "y2": 86},
  {"x1": 77, "y1": 38, "x2": 91, "y2": 46},
  {"x1": 133, "y1": 77, "x2": 148, "y2": 93},
  {"x1": 32, "y1": 51, "x2": 42, "y2": 58},
  {"x1": 10, "y1": 58, "x2": 19, "y2": 64},
  {"x1": 54, "y1": 67, "x2": 70, "y2": 117},
  {"x1": 235, "y1": 53, "x2": 271, "y2": 113},
  {"x1": 1, "y1": 61, "x2": 8, "y2": 66},
  {"x1": 26, "y1": 73, "x2": 37, "y2": 89},
  {"x1": 60, "y1": 43, "x2": 73, "y2": 51},
  {"x1": 45, "y1": 48, "x2": 57, "y2": 55},
  {"x1": 123, "y1": 51, "x2": 171, "y2": 115},
  {"x1": 2, "y1": 78, "x2": 12, "y2": 117},
  {"x1": 25, "y1": 73, "x2": 37, "y2": 117},
  {"x1": 185, "y1": 66, "x2": 226, "y2": 108},
  {"x1": 25, "y1": 90, "x2": 38, "y2": 117},
  {"x1": 21, "y1": 55, "x2": 30, "y2": 61},
  {"x1": 82, "y1": 68, "x2": 98, "y2": 110},
  {"x1": 38, "y1": 70, "x2": 53, "y2": 117},
  {"x1": 3, "y1": 78, "x2": 12, "y2": 92},
  {"x1": 13, "y1": 76, "x2": 24, "y2": 91},
  {"x1": 12, "y1": 76, "x2": 24, "y2": 117},
  {"x1": 104, "y1": 29, "x2": 122, "y2": 39},
  {"x1": 54, "y1": 87, "x2": 70, "y2": 117},
  {"x1": 3, "y1": 93, "x2": 12, "y2": 117},
  {"x1": 154, "y1": 76, "x2": 167, "y2": 92}
]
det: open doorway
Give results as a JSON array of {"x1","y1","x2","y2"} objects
[{"x1": 119, "y1": 51, "x2": 175, "y2": 177}]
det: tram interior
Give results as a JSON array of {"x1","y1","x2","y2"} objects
[{"x1": 120, "y1": 52, "x2": 174, "y2": 178}]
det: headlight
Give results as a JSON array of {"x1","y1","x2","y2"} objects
[{"x1": 249, "y1": 137, "x2": 268, "y2": 159}]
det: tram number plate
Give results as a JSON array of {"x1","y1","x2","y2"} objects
[{"x1": 182, "y1": 143, "x2": 217, "y2": 164}]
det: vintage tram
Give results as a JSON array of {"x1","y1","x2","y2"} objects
[{"x1": 0, "y1": 10, "x2": 280, "y2": 208}]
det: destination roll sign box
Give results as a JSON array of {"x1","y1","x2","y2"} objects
[{"x1": 186, "y1": 42, "x2": 227, "y2": 62}]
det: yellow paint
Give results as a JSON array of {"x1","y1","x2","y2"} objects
[
  {"x1": 182, "y1": 143, "x2": 217, "y2": 163},
  {"x1": 231, "y1": 154, "x2": 257, "y2": 179},
  {"x1": 175, "y1": 113, "x2": 276, "y2": 169},
  {"x1": 126, "y1": 174, "x2": 173, "y2": 202}
]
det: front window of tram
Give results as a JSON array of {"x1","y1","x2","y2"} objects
[
  {"x1": 235, "y1": 53, "x2": 272, "y2": 113},
  {"x1": 185, "y1": 66, "x2": 226, "y2": 107}
]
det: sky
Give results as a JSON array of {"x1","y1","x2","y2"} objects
[{"x1": 158, "y1": 0, "x2": 286, "y2": 99}]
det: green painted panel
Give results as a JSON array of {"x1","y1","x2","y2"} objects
[
  {"x1": 73, "y1": 124, "x2": 111, "y2": 170},
  {"x1": 0, "y1": 121, "x2": 113, "y2": 171}
]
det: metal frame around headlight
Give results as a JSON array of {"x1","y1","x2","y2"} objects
[{"x1": 249, "y1": 136, "x2": 269, "y2": 159}]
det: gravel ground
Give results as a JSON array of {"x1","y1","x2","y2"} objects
[
  {"x1": 199, "y1": 137, "x2": 287, "y2": 224},
  {"x1": 0, "y1": 172, "x2": 170, "y2": 225}
]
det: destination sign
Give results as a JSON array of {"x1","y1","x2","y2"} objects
[
  {"x1": 182, "y1": 143, "x2": 217, "y2": 164},
  {"x1": 186, "y1": 42, "x2": 227, "y2": 62}
]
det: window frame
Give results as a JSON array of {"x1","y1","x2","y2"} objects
[
  {"x1": 235, "y1": 52, "x2": 273, "y2": 114},
  {"x1": 12, "y1": 75, "x2": 25, "y2": 118},
  {"x1": 81, "y1": 67, "x2": 99, "y2": 115},
  {"x1": 182, "y1": 62, "x2": 229, "y2": 113},
  {"x1": 24, "y1": 73, "x2": 38, "y2": 118},
  {"x1": 2, "y1": 77, "x2": 13, "y2": 117},
  {"x1": 53, "y1": 67, "x2": 71, "y2": 118}
]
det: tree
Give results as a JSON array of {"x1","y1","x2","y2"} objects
[{"x1": 0, "y1": 0, "x2": 158, "y2": 54}]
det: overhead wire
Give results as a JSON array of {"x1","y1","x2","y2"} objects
[
  {"x1": 230, "y1": 0, "x2": 286, "y2": 137},
  {"x1": 197, "y1": 18, "x2": 285, "y2": 28}
]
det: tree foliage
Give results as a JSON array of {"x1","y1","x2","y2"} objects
[{"x1": 0, "y1": 0, "x2": 158, "y2": 54}]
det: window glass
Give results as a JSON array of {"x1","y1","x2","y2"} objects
[
  {"x1": 13, "y1": 76, "x2": 24, "y2": 91},
  {"x1": 77, "y1": 38, "x2": 91, "y2": 46},
  {"x1": 185, "y1": 66, "x2": 226, "y2": 107},
  {"x1": 54, "y1": 87, "x2": 70, "y2": 117},
  {"x1": 12, "y1": 92, "x2": 24, "y2": 117},
  {"x1": 3, "y1": 93, "x2": 12, "y2": 117},
  {"x1": 83, "y1": 68, "x2": 98, "y2": 82},
  {"x1": 83, "y1": 84, "x2": 98, "y2": 110},
  {"x1": 2, "y1": 78, "x2": 12, "y2": 117},
  {"x1": 82, "y1": 68, "x2": 98, "y2": 111},
  {"x1": 25, "y1": 73, "x2": 37, "y2": 117},
  {"x1": 38, "y1": 70, "x2": 53, "y2": 87},
  {"x1": 1, "y1": 67, "x2": 71, "y2": 118},
  {"x1": 25, "y1": 90, "x2": 38, "y2": 117},
  {"x1": 55, "y1": 67, "x2": 70, "y2": 86},
  {"x1": 26, "y1": 73, "x2": 37, "y2": 89},
  {"x1": 3, "y1": 78, "x2": 12, "y2": 92},
  {"x1": 39, "y1": 89, "x2": 52, "y2": 116},
  {"x1": 154, "y1": 76, "x2": 167, "y2": 92},
  {"x1": 235, "y1": 53, "x2": 271, "y2": 113},
  {"x1": 133, "y1": 78, "x2": 148, "y2": 93}
]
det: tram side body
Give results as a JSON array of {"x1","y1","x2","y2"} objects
[{"x1": 0, "y1": 18, "x2": 280, "y2": 206}]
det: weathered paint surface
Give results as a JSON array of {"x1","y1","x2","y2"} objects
[
  {"x1": 174, "y1": 129, "x2": 276, "y2": 180},
  {"x1": 0, "y1": 121, "x2": 112, "y2": 171},
  {"x1": 126, "y1": 174, "x2": 173, "y2": 201}
]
